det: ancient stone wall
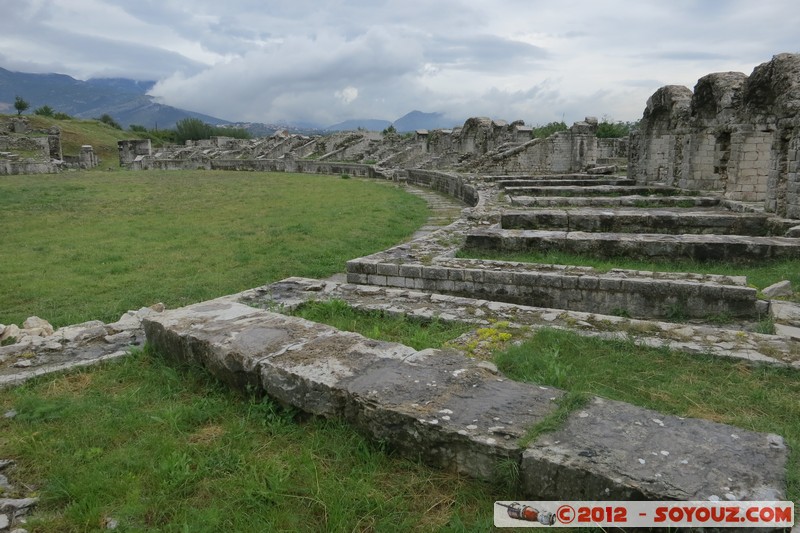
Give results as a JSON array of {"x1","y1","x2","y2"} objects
[
  {"x1": 404, "y1": 169, "x2": 479, "y2": 206},
  {"x1": 630, "y1": 54, "x2": 800, "y2": 216},
  {"x1": 119, "y1": 115, "x2": 622, "y2": 176},
  {"x1": 0, "y1": 119, "x2": 63, "y2": 175},
  {"x1": 464, "y1": 118, "x2": 599, "y2": 174},
  {"x1": 118, "y1": 139, "x2": 152, "y2": 167}
]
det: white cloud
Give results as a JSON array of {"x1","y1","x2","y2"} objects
[
  {"x1": 335, "y1": 86, "x2": 359, "y2": 105},
  {"x1": 2, "y1": 0, "x2": 800, "y2": 126}
]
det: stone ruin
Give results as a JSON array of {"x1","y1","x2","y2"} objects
[
  {"x1": 630, "y1": 53, "x2": 800, "y2": 218},
  {"x1": 0, "y1": 117, "x2": 98, "y2": 175},
  {"x1": 3, "y1": 55, "x2": 800, "y2": 528},
  {"x1": 118, "y1": 116, "x2": 626, "y2": 176}
]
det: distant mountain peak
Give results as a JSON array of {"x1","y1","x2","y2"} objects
[{"x1": 0, "y1": 67, "x2": 226, "y2": 129}]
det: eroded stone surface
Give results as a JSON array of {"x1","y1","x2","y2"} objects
[
  {"x1": 522, "y1": 396, "x2": 788, "y2": 502},
  {"x1": 143, "y1": 299, "x2": 790, "y2": 501},
  {"x1": 143, "y1": 300, "x2": 564, "y2": 480}
]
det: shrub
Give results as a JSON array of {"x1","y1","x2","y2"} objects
[
  {"x1": 531, "y1": 121, "x2": 568, "y2": 138},
  {"x1": 596, "y1": 119, "x2": 638, "y2": 138},
  {"x1": 34, "y1": 105, "x2": 54, "y2": 117},
  {"x1": 97, "y1": 114, "x2": 122, "y2": 130},
  {"x1": 14, "y1": 96, "x2": 29, "y2": 116},
  {"x1": 174, "y1": 118, "x2": 251, "y2": 144}
]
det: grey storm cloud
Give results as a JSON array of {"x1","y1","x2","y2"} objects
[{"x1": 2, "y1": 0, "x2": 800, "y2": 126}]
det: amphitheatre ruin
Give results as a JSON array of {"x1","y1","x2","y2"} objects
[{"x1": 2, "y1": 53, "x2": 800, "y2": 526}]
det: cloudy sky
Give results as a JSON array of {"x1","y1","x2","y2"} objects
[{"x1": 1, "y1": 0, "x2": 798, "y2": 127}]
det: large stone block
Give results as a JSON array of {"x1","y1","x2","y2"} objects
[
  {"x1": 521, "y1": 396, "x2": 787, "y2": 501},
  {"x1": 143, "y1": 300, "x2": 564, "y2": 480},
  {"x1": 144, "y1": 300, "x2": 790, "y2": 502}
]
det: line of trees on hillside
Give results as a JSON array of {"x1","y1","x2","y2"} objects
[
  {"x1": 8, "y1": 97, "x2": 251, "y2": 145},
  {"x1": 129, "y1": 118, "x2": 251, "y2": 145},
  {"x1": 531, "y1": 118, "x2": 639, "y2": 139}
]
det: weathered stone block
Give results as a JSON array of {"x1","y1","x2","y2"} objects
[
  {"x1": 421, "y1": 266, "x2": 448, "y2": 280},
  {"x1": 399, "y1": 264, "x2": 423, "y2": 278},
  {"x1": 521, "y1": 396, "x2": 787, "y2": 501},
  {"x1": 347, "y1": 273, "x2": 367, "y2": 285},
  {"x1": 376, "y1": 263, "x2": 399, "y2": 277},
  {"x1": 386, "y1": 276, "x2": 406, "y2": 287},
  {"x1": 367, "y1": 274, "x2": 388, "y2": 286}
]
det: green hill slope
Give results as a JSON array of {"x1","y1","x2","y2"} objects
[{"x1": 3, "y1": 114, "x2": 146, "y2": 165}]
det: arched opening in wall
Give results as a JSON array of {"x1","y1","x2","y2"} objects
[
  {"x1": 713, "y1": 131, "x2": 731, "y2": 182},
  {"x1": 773, "y1": 128, "x2": 792, "y2": 216}
]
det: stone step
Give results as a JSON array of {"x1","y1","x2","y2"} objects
[
  {"x1": 503, "y1": 185, "x2": 684, "y2": 197},
  {"x1": 487, "y1": 174, "x2": 603, "y2": 181},
  {"x1": 143, "y1": 300, "x2": 787, "y2": 503},
  {"x1": 259, "y1": 277, "x2": 799, "y2": 366},
  {"x1": 509, "y1": 195, "x2": 721, "y2": 208},
  {"x1": 465, "y1": 228, "x2": 800, "y2": 262},
  {"x1": 595, "y1": 157, "x2": 628, "y2": 165},
  {"x1": 501, "y1": 208, "x2": 773, "y2": 235},
  {"x1": 498, "y1": 178, "x2": 636, "y2": 188},
  {"x1": 347, "y1": 256, "x2": 758, "y2": 320}
]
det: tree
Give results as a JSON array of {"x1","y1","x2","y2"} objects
[
  {"x1": 14, "y1": 96, "x2": 29, "y2": 116},
  {"x1": 596, "y1": 119, "x2": 639, "y2": 139},
  {"x1": 382, "y1": 124, "x2": 397, "y2": 135},
  {"x1": 34, "y1": 105, "x2": 54, "y2": 117},
  {"x1": 175, "y1": 117, "x2": 215, "y2": 143},
  {"x1": 531, "y1": 121, "x2": 568, "y2": 139},
  {"x1": 97, "y1": 113, "x2": 122, "y2": 130}
]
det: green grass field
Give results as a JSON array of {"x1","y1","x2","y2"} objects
[
  {"x1": 2, "y1": 349, "x2": 498, "y2": 532},
  {"x1": 0, "y1": 170, "x2": 427, "y2": 328},
  {"x1": 0, "y1": 171, "x2": 507, "y2": 531}
]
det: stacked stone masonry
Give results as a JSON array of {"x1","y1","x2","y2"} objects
[
  {"x1": 0, "y1": 117, "x2": 97, "y2": 174},
  {"x1": 630, "y1": 53, "x2": 800, "y2": 218},
  {"x1": 119, "y1": 117, "x2": 618, "y2": 176}
]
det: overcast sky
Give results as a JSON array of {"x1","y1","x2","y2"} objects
[{"x1": 1, "y1": 0, "x2": 798, "y2": 127}]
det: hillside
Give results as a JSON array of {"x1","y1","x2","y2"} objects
[
  {"x1": 0, "y1": 68, "x2": 227, "y2": 129},
  {"x1": 3, "y1": 114, "x2": 146, "y2": 164}
]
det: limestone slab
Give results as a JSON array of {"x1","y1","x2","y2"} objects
[
  {"x1": 522, "y1": 396, "x2": 787, "y2": 501},
  {"x1": 143, "y1": 300, "x2": 564, "y2": 481}
]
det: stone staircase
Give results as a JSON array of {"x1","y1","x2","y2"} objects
[{"x1": 468, "y1": 175, "x2": 800, "y2": 263}]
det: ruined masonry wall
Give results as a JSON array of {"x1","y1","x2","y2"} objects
[
  {"x1": 404, "y1": 169, "x2": 479, "y2": 206},
  {"x1": 631, "y1": 54, "x2": 800, "y2": 215}
]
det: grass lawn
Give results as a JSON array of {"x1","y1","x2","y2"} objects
[
  {"x1": 0, "y1": 170, "x2": 506, "y2": 532},
  {"x1": 1, "y1": 349, "x2": 499, "y2": 532},
  {"x1": 0, "y1": 170, "x2": 428, "y2": 328}
]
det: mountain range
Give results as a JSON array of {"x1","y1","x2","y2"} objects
[
  {"x1": 0, "y1": 67, "x2": 460, "y2": 134},
  {"x1": 0, "y1": 67, "x2": 227, "y2": 129},
  {"x1": 326, "y1": 110, "x2": 459, "y2": 133}
]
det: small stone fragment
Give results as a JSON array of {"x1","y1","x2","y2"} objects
[
  {"x1": 0, "y1": 325, "x2": 20, "y2": 342},
  {"x1": 761, "y1": 280, "x2": 793, "y2": 299},
  {"x1": 21, "y1": 317, "x2": 53, "y2": 336}
]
